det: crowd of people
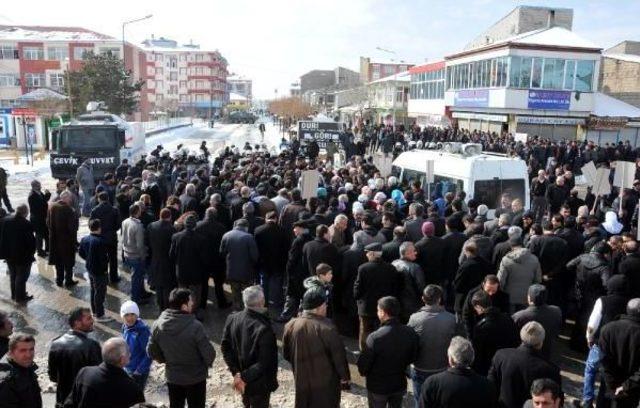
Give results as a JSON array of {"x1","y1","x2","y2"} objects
[{"x1": 0, "y1": 124, "x2": 639, "y2": 407}]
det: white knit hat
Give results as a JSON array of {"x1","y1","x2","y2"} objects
[{"x1": 120, "y1": 300, "x2": 140, "y2": 318}]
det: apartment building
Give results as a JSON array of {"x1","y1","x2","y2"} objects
[
  {"x1": 0, "y1": 25, "x2": 150, "y2": 120},
  {"x1": 141, "y1": 36, "x2": 228, "y2": 117}
]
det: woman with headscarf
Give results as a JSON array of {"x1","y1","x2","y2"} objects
[{"x1": 601, "y1": 211, "x2": 623, "y2": 237}]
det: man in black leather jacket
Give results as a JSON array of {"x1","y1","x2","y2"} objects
[
  {"x1": 0, "y1": 334, "x2": 41, "y2": 407},
  {"x1": 48, "y1": 307, "x2": 102, "y2": 406}
]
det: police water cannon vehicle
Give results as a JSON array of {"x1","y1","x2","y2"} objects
[{"x1": 50, "y1": 102, "x2": 145, "y2": 180}]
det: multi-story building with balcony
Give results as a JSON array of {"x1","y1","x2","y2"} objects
[
  {"x1": 0, "y1": 25, "x2": 150, "y2": 120},
  {"x1": 141, "y1": 36, "x2": 228, "y2": 117},
  {"x1": 227, "y1": 76, "x2": 252, "y2": 103}
]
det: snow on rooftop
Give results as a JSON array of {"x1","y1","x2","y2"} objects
[
  {"x1": 229, "y1": 92, "x2": 248, "y2": 101},
  {"x1": 0, "y1": 25, "x2": 114, "y2": 42},
  {"x1": 140, "y1": 44, "x2": 221, "y2": 54},
  {"x1": 369, "y1": 71, "x2": 411, "y2": 84},
  {"x1": 592, "y1": 92, "x2": 640, "y2": 118},
  {"x1": 602, "y1": 53, "x2": 640, "y2": 64}
]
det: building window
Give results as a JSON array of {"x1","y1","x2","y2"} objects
[
  {"x1": 196, "y1": 80, "x2": 204, "y2": 89},
  {"x1": 169, "y1": 72, "x2": 178, "y2": 81},
  {"x1": 155, "y1": 54, "x2": 163, "y2": 62},
  {"x1": 0, "y1": 74, "x2": 19, "y2": 87},
  {"x1": 73, "y1": 47, "x2": 94, "y2": 60},
  {"x1": 156, "y1": 67, "x2": 163, "y2": 75},
  {"x1": 24, "y1": 73, "x2": 45, "y2": 88},
  {"x1": 196, "y1": 67, "x2": 204, "y2": 75},
  {"x1": 179, "y1": 94, "x2": 188, "y2": 102},
  {"x1": 179, "y1": 68, "x2": 187, "y2": 75},
  {"x1": 47, "y1": 46, "x2": 68, "y2": 61},
  {"x1": 179, "y1": 80, "x2": 186, "y2": 88},
  {"x1": 506, "y1": 56, "x2": 594, "y2": 91},
  {"x1": 563, "y1": 60, "x2": 576, "y2": 90},
  {"x1": 179, "y1": 54, "x2": 187, "y2": 61},
  {"x1": 410, "y1": 68, "x2": 445, "y2": 100},
  {"x1": 23, "y1": 47, "x2": 44, "y2": 60},
  {"x1": 195, "y1": 93, "x2": 205, "y2": 101},
  {"x1": 169, "y1": 85, "x2": 178, "y2": 95},
  {"x1": 0, "y1": 45, "x2": 19, "y2": 59},
  {"x1": 196, "y1": 54, "x2": 204, "y2": 61},
  {"x1": 49, "y1": 73, "x2": 65, "y2": 90},
  {"x1": 156, "y1": 80, "x2": 164, "y2": 90},
  {"x1": 169, "y1": 58, "x2": 177, "y2": 68},
  {"x1": 99, "y1": 47, "x2": 120, "y2": 58},
  {"x1": 575, "y1": 60, "x2": 594, "y2": 92},
  {"x1": 147, "y1": 79, "x2": 154, "y2": 88}
]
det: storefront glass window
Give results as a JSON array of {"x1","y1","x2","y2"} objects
[
  {"x1": 563, "y1": 60, "x2": 576, "y2": 90},
  {"x1": 531, "y1": 58, "x2": 543, "y2": 88},
  {"x1": 519, "y1": 57, "x2": 532, "y2": 88},
  {"x1": 575, "y1": 60, "x2": 594, "y2": 92}
]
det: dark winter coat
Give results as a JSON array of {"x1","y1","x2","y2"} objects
[
  {"x1": 392, "y1": 259, "x2": 426, "y2": 317},
  {"x1": 28, "y1": 189, "x2": 50, "y2": 234},
  {"x1": 404, "y1": 217, "x2": 425, "y2": 243},
  {"x1": 47, "y1": 201, "x2": 78, "y2": 267},
  {"x1": 63, "y1": 362, "x2": 144, "y2": 408},
  {"x1": 0, "y1": 355, "x2": 42, "y2": 408},
  {"x1": 357, "y1": 318, "x2": 418, "y2": 395},
  {"x1": 415, "y1": 235, "x2": 446, "y2": 285},
  {"x1": 279, "y1": 201, "x2": 306, "y2": 238},
  {"x1": 283, "y1": 312, "x2": 350, "y2": 408},
  {"x1": 89, "y1": 201, "x2": 120, "y2": 244},
  {"x1": 462, "y1": 286, "x2": 510, "y2": 339},
  {"x1": 220, "y1": 228, "x2": 259, "y2": 283},
  {"x1": 147, "y1": 309, "x2": 216, "y2": 386},
  {"x1": 381, "y1": 237, "x2": 403, "y2": 263},
  {"x1": 146, "y1": 220, "x2": 177, "y2": 288},
  {"x1": 528, "y1": 234, "x2": 568, "y2": 279},
  {"x1": 285, "y1": 232, "x2": 313, "y2": 298},
  {"x1": 0, "y1": 215, "x2": 36, "y2": 264},
  {"x1": 221, "y1": 309, "x2": 279, "y2": 396},
  {"x1": 512, "y1": 304, "x2": 563, "y2": 361},
  {"x1": 408, "y1": 305, "x2": 460, "y2": 373},
  {"x1": 194, "y1": 218, "x2": 226, "y2": 274},
  {"x1": 599, "y1": 315, "x2": 640, "y2": 400},
  {"x1": 568, "y1": 252, "x2": 610, "y2": 323},
  {"x1": 488, "y1": 344, "x2": 561, "y2": 408},
  {"x1": 454, "y1": 256, "x2": 492, "y2": 314},
  {"x1": 420, "y1": 366, "x2": 498, "y2": 408},
  {"x1": 78, "y1": 233, "x2": 108, "y2": 275},
  {"x1": 48, "y1": 330, "x2": 102, "y2": 404},
  {"x1": 441, "y1": 231, "x2": 467, "y2": 282},
  {"x1": 471, "y1": 308, "x2": 520, "y2": 376},
  {"x1": 302, "y1": 237, "x2": 339, "y2": 276},
  {"x1": 254, "y1": 222, "x2": 289, "y2": 277},
  {"x1": 340, "y1": 247, "x2": 367, "y2": 312},
  {"x1": 353, "y1": 259, "x2": 401, "y2": 317},
  {"x1": 619, "y1": 253, "x2": 640, "y2": 298},
  {"x1": 169, "y1": 228, "x2": 206, "y2": 285},
  {"x1": 179, "y1": 193, "x2": 199, "y2": 215},
  {"x1": 556, "y1": 227, "x2": 584, "y2": 261}
]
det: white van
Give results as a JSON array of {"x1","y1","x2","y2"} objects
[{"x1": 392, "y1": 147, "x2": 530, "y2": 218}]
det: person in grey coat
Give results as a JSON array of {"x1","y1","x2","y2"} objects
[
  {"x1": 220, "y1": 219, "x2": 259, "y2": 310},
  {"x1": 497, "y1": 236, "x2": 542, "y2": 312},
  {"x1": 392, "y1": 241, "x2": 426, "y2": 321},
  {"x1": 148, "y1": 288, "x2": 215, "y2": 408},
  {"x1": 76, "y1": 159, "x2": 95, "y2": 217},
  {"x1": 408, "y1": 285, "x2": 462, "y2": 407}
]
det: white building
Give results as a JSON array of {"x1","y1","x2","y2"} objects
[
  {"x1": 227, "y1": 76, "x2": 252, "y2": 102},
  {"x1": 367, "y1": 71, "x2": 410, "y2": 125},
  {"x1": 141, "y1": 36, "x2": 228, "y2": 117},
  {"x1": 408, "y1": 61, "x2": 448, "y2": 127}
]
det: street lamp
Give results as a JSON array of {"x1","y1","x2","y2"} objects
[{"x1": 122, "y1": 14, "x2": 153, "y2": 71}]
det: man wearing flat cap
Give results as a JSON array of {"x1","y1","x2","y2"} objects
[
  {"x1": 353, "y1": 242, "x2": 401, "y2": 350},
  {"x1": 283, "y1": 288, "x2": 350, "y2": 408}
]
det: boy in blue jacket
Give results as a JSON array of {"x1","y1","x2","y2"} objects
[
  {"x1": 120, "y1": 300, "x2": 151, "y2": 391},
  {"x1": 79, "y1": 218, "x2": 111, "y2": 322}
]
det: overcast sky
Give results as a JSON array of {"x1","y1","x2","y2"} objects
[{"x1": 2, "y1": 0, "x2": 639, "y2": 99}]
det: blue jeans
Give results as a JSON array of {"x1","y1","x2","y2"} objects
[
  {"x1": 583, "y1": 344, "x2": 602, "y2": 403},
  {"x1": 410, "y1": 367, "x2": 437, "y2": 408},
  {"x1": 81, "y1": 188, "x2": 94, "y2": 216},
  {"x1": 124, "y1": 257, "x2": 145, "y2": 302}
]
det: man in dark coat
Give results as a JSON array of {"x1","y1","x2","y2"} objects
[
  {"x1": 277, "y1": 221, "x2": 313, "y2": 322},
  {"x1": 254, "y1": 211, "x2": 289, "y2": 308},
  {"x1": 462, "y1": 275, "x2": 510, "y2": 338},
  {"x1": 420, "y1": 336, "x2": 497, "y2": 408},
  {"x1": 27, "y1": 180, "x2": 50, "y2": 257},
  {"x1": 414, "y1": 221, "x2": 445, "y2": 285},
  {"x1": 220, "y1": 219, "x2": 259, "y2": 311},
  {"x1": 454, "y1": 242, "x2": 492, "y2": 315},
  {"x1": 512, "y1": 284, "x2": 563, "y2": 361},
  {"x1": 283, "y1": 289, "x2": 350, "y2": 408},
  {"x1": 302, "y1": 224, "x2": 339, "y2": 277},
  {"x1": 488, "y1": 321, "x2": 562, "y2": 408},
  {"x1": 221, "y1": 286, "x2": 278, "y2": 407},
  {"x1": 353, "y1": 242, "x2": 401, "y2": 350},
  {"x1": 545, "y1": 177, "x2": 569, "y2": 216},
  {"x1": 619, "y1": 240, "x2": 640, "y2": 298},
  {"x1": 78, "y1": 220, "x2": 110, "y2": 322},
  {"x1": 64, "y1": 338, "x2": 145, "y2": 408},
  {"x1": 0, "y1": 334, "x2": 42, "y2": 408},
  {"x1": 48, "y1": 307, "x2": 102, "y2": 406},
  {"x1": 528, "y1": 222, "x2": 569, "y2": 311},
  {"x1": 48, "y1": 192, "x2": 79, "y2": 287},
  {"x1": 381, "y1": 226, "x2": 405, "y2": 263},
  {"x1": 403, "y1": 203, "x2": 426, "y2": 243},
  {"x1": 89, "y1": 191, "x2": 121, "y2": 284},
  {"x1": 147, "y1": 208, "x2": 177, "y2": 311},
  {"x1": 170, "y1": 214, "x2": 207, "y2": 316},
  {"x1": 470, "y1": 290, "x2": 520, "y2": 376},
  {"x1": 278, "y1": 189, "x2": 305, "y2": 238},
  {"x1": 599, "y1": 298, "x2": 640, "y2": 408},
  {"x1": 441, "y1": 217, "x2": 468, "y2": 309},
  {"x1": 195, "y1": 207, "x2": 230, "y2": 309},
  {"x1": 1, "y1": 204, "x2": 36, "y2": 303},
  {"x1": 357, "y1": 296, "x2": 418, "y2": 407}
]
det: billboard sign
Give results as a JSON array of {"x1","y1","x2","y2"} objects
[
  {"x1": 298, "y1": 120, "x2": 343, "y2": 150},
  {"x1": 527, "y1": 90, "x2": 571, "y2": 110},
  {"x1": 454, "y1": 89, "x2": 489, "y2": 108}
]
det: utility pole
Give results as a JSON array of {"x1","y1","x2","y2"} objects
[{"x1": 121, "y1": 14, "x2": 152, "y2": 116}]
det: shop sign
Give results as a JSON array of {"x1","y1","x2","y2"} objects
[
  {"x1": 451, "y1": 112, "x2": 507, "y2": 122},
  {"x1": 11, "y1": 108, "x2": 37, "y2": 116},
  {"x1": 454, "y1": 89, "x2": 489, "y2": 108},
  {"x1": 517, "y1": 116, "x2": 585, "y2": 125},
  {"x1": 0, "y1": 108, "x2": 12, "y2": 114},
  {"x1": 587, "y1": 116, "x2": 628, "y2": 130},
  {"x1": 527, "y1": 90, "x2": 571, "y2": 110},
  {"x1": 298, "y1": 120, "x2": 343, "y2": 150}
]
